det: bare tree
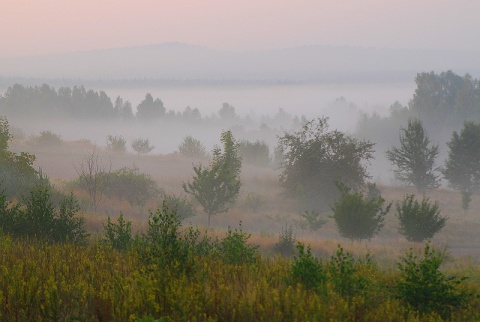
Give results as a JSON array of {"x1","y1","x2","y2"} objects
[{"x1": 74, "y1": 147, "x2": 111, "y2": 212}]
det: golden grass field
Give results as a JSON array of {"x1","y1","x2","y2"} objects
[{"x1": 14, "y1": 137, "x2": 480, "y2": 264}]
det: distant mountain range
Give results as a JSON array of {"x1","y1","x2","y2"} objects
[{"x1": 1, "y1": 42, "x2": 479, "y2": 84}]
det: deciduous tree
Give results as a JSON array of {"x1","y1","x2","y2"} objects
[
  {"x1": 386, "y1": 119, "x2": 440, "y2": 192},
  {"x1": 183, "y1": 131, "x2": 241, "y2": 227}
]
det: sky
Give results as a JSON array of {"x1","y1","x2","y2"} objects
[{"x1": 1, "y1": 0, "x2": 480, "y2": 58}]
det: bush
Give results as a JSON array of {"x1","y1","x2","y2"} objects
[
  {"x1": 396, "y1": 243, "x2": 471, "y2": 319},
  {"x1": 161, "y1": 194, "x2": 196, "y2": 219},
  {"x1": 178, "y1": 135, "x2": 208, "y2": 159},
  {"x1": 299, "y1": 210, "x2": 327, "y2": 231},
  {"x1": 142, "y1": 202, "x2": 211, "y2": 271},
  {"x1": 131, "y1": 137, "x2": 154, "y2": 155},
  {"x1": 328, "y1": 245, "x2": 373, "y2": 298},
  {"x1": 396, "y1": 194, "x2": 447, "y2": 242},
  {"x1": 216, "y1": 222, "x2": 259, "y2": 265},
  {"x1": 103, "y1": 167, "x2": 159, "y2": 208},
  {"x1": 102, "y1": 213, "x2": 133, "y2": 251},
  {"x1": 0, "y1": 116, "x2": 42, "y2": 199},
  {"x1": 273, "y1": 224, "x2": 297, "y2": 257},
  {"x1": 290, "y1": 243, "x2": 326, "y2": 291},
  {"x1": 331, "y1": 183, "x2": 391, "y2": 242},
  {"x1": 238, "y1": 140, "x2": 271, "y2": 167},
  {"x1": 106, "y1": 135, "x2": 127, "y2": 153},
  {"x1": 27, "y1": 130, "x2": 63, "y2": 147},
  {"x1": 0, "y1": 185, "x2": 88, "y2": 243},
  {"x1": 242, "y1": 192, "x2": 264, "y2": 213}
]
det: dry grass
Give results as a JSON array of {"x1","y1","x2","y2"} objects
[{"x1": 11, "y1": 139, "x2": 480, "y2": 262}]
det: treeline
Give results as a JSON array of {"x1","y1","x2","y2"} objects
[
  {"x1": 0, "y1": 83, "x2": 303, "y2": 129},
  {"x1": 357, "y1": 71, "x2": 480, "y2": 148}
]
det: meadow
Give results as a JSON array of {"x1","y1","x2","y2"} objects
[{"x1": 4, "y1": 137, "x2": 480, "y2": 321}]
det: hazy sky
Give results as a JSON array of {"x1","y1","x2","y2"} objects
[{"x1": 1, "y1": 0, "x2": 480, "y2": 58}]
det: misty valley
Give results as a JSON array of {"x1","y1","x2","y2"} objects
[{"x1": 2, "y1": 70, "x2": 480, "y2": 320}]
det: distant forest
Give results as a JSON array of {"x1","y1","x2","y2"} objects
[
  {"x1": 0, "y1": 83, "x2": 305, "y2": 130},
  {"x1": 1, "y1": 71, "x2": 480, "y2": 141}
]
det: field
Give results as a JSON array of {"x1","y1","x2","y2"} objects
[{"x1": 5, "y1": 138, "x2": 480, "y2": 321}]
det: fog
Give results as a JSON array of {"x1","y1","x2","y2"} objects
[{"x1": 3, "y1": 80, "x2": 413, "y2": 151}]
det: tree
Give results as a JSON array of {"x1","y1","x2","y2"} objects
[
  {"x1": 106, "y1": 135, "x2": 127, "y2": 153},
  {"x1": 386, "y1": 119, "x2": 440, "y2": 192},
  {"x1": 278, "y1": 117, "x2": 374, "y2": 212},
  {"x1": 331, "y1": 183, "x2": 391, "y2": 242},
  {"x1": 178, "y1": 135, "x2": 208, "y2": 159},
  {"x1": 131, "y1": 137, "x2": 154, "y2": 155},
  {"x1": 74, "y1": 147, "x2": 111, "y2": 212},
  {"x1": 183, "y1": 130, "x2": 241, "y2": 227},
  {"x1": 136, "y1": 93, "x2": 165, "y2": 121},
  {"x1": 0, "y1": 116, "x2": 39, "y2": 198},
  {"x1": 396, "y1": 195, "x2": 447, "y2": 242},
  {"x1": 443, "y1": 122, "x2": 480, "y2": 211}
]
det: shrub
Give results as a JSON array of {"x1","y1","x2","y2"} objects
[
  {"x1": 273, "y1": 224, "x2": 297, "y2": 257},
  {"x1": 131, "y1": 137, "x2": 154, "y2": 155},
  {"x1": 331, "y1": 183, "x2": 391, "y2": 242},
  {"x1": 102, "y1": 213, "x2": 133, "y2": 251},
  {"x1": 290, "y1": 243, "x2": 326, "y2": 291},
  {"x1": 328, "y1": 245, "x2": 373, "y2": 298},
  {"x1": 216, "y1": 222, "x2": 259, "y2": 265},
  {"x1": 0, "y1": 186, "x2": 87, "y2": 243},
  {"x1": 238, "y1": 140, "x2": 271, "y2": 167},
  {"x1": 106, "y1": 135, "x2": 127, "y2": 153},
  {"x1": 161, "y1": 194, "x2": 196, "y2": 219},
  {"x1": 396, "y1": 243, "x2": 471, "y2": 319},
  {"x1": 396, "y1": 194, "x2": 447, "y2": 242},
  {"x1": 299, "y1": 210, "x2": 327, "y2": 231},
  {"x1": 242, "y1": 192, "x2": 264, "y2": 213},
  {"x1": 142, "y1": 202, "x2": 210, "y2": 271},
  {"x1": 178, "y1": 135, "x2": 208, "y2": 159},
  {"x1": 103, "y1": 167, "x2": 159, "y2": 209},
  {"x1": 27, "y1": 130, "x2": 63, "y2": 147}
]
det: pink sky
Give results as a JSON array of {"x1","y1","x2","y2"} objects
[{"x1": 1, "y1": 0, "x2": 480, "y2": 58}]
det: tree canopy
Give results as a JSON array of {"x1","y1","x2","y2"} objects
[
  {"x1": 443, "y1": 121, "x2": 480, "y2": 211},
  {"x1": 278, "y1": 117, "x2": 374, "y2": 212},
  {"x1": 183, "y1": 131, "x2": 242, "y2": 227},
  {"x1": 386, "y1": 119, "x2": 440, "y2": 192}
]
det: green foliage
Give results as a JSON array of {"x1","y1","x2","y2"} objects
[
  {"x1": 142, "y1": 202, "x2": 211, "y2": 271},
  {"x1": 27, "y1": 130, "x2": 63, "y2": 147},
  {"x1": 396, "y1": 243, "x2": 471, "y2": 319},
  {"x1": 131, "y1": 137, "x2": 154, "y2": 155},
  {"x1": 74, "y1": 147, "x2": 111, "y2": 211},
  {"x1": 0, "y1": 116, "x2": 10, "y2": 151},
  {"x1": 0, "y1": 186, "x2": 87, "y2": 243},
  {"x1": 290, "y1": 243, "x2": 326, "y2": 291},
  {"x1": 299, "y1": 210, "x2": 327, "y2": 231},
  {"x1": 278, "y1": 117, "x2": 374, "y2": 212},
  {"x1": 241, "y1": 192, "x2": 264, "y2": 213},
  {"x1": 443, "y1": 121, "x2": 480, "y2": 211},
  {"x1": 183, "y1": 130, "x2": 242, "y2": 226},
  {"x1": 331, "y1": 183, "x2": 391, "y2": 242},
  {"x1": 396, "y1": 195, "x2": 447, "y2": 242},
  {"x1": 106, "y1": 134, "x2": 127, "y2": 153},
  {"x1": 177, "y1": 135, "x2": 208, "y2": 159},
  {"x1": 238, "y1": 139, "x2": 271, "y2": 167},
  {"x1": 102, "y1": 213, "x2": 133, "y2": 251},
  {"x1": 216, "y1": 222, "x2": 259, "y2": 265},
  {"x1": 103, "y1": 167, "x2": 159, "y2": 208},
  {"x1": 0, "y1": 116, "x2": 41, "y2": 199},
  {"x1": 161, "y1": 193, "x2": 196, "y2": 219},
  {"x1": 386, "y1": 119, "x2": 440, "y2": 192},
  {"x1": 273, "y1": 224, "x2": 297, "y2": 257},
  {"x1": 328, "y1": 245, "x2": 373, "y2": 298}
]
